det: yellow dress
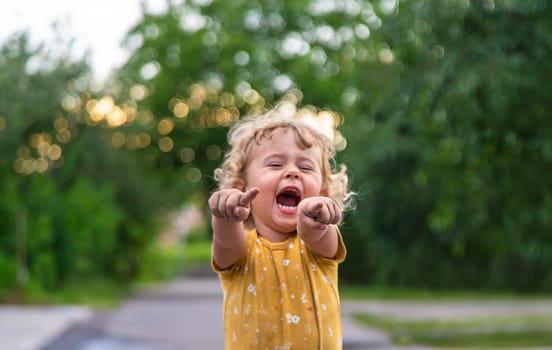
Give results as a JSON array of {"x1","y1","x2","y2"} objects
[{"x1": 213, "y1": 229, "x2": 347, "y2": 350}]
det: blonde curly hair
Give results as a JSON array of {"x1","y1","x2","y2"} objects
[{"x1": 214, "y1": 103, "x2": 354, "y2": 228}]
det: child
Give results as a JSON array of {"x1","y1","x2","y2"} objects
[{"x1": 209, "y1": 103, "x2": 353, "y2": 349}]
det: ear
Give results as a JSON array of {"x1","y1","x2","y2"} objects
[
  {"x1": 320, "y1": 186, "x2": 329, "y2": 197},
  {"x1": 232, "y1": 178, "x2": 246, "y2": 191}
]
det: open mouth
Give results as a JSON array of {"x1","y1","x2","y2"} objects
[{"x1": 276, "y1": 187, "x2": 301, "y2": 212}]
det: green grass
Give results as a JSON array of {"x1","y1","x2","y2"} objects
[
  {"x1": 17, "y1": 278, "x2": 131, "y2": 308},
  {"x1": 340, "y1": 284, "x2": 552, "y2": 301},
  {"x1": 46, "y1": 240, "x2": 212, "y2": 307},
  {"x1": 6, "y1": 238, "x2": 213, "y2": 307},
  {"x1": 183, "y1": 240, "x2": 212, "y2": 267},
  {"x1": 353, "y1": 313, "x2": 552, "y2": 348},
  {"x1": 138, "y1": 235, "x2": 211, "y2": 281},
  {"x1": 343, "y1": 284, "x2": 552, "y2": 348}
]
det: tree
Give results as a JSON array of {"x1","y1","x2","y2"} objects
[
  {"x1": 111, "y1": 0, "x2": 552, "y2": 291},
  {"x1": 341, "y1": 0, "x2": 552, "y2": 291},
  {"x1": 110, "y1": 0, "x2": 382, "y2": 205},
  {"x1": 0, "y1": 33, "x2": 168, "y2": 300}
]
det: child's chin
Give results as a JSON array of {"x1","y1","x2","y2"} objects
[{"x1": 273, "y1": 217, "x2": 297, "y2": 232}]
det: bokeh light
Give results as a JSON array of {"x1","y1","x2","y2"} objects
[
  {"x1": 179, "y1": 148, "x2": 195, "y2": 163},
  {"x1": 173, "y1": 101, "x2": 190, "y2": 118},
  {"x1": 111, "y1": 132, "x2": 126, "y2": 148},
  {"x1": 61, "y1": 94, "x2": 82, "y2": 113},
  {"x1": 84, "y1": 96, "x2": 133, "y2": 128},
  {"x1": 157, "y1": 118, "x2": 174, "y2": 135},
  {"x1": 130, "y1": 84, "x2": 149, "y2": 101},
  {"x1": 14, "y1": 132, "x2": 64, "y2": 175},
  {"x1": 158, "y1": 136, "x2": 174, "y2": 152},
  {"x1": 276, "y1": 100, "x2": 347, "y2": 151},
  {"x1": 206, "y1": 144, "x2": 221, "y2": 160},
  {"x1": 140, "y1": 61, "x2": 161, "y2": 80},
  {"x1": 186, "y1": 167, "x2": 202, "y2": 183}
]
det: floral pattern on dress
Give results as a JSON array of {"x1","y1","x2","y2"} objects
[{"x1": 215, "y1": 229, "x2": 346, "y2": 350}]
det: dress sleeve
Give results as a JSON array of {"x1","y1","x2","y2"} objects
[
  {"x1": 211, "y1": 229, "x2": 254, "y2": 275},
  {"x1": 333, "y1": 228, "x2": 347, "y2": 263},
  {"x1": 309, "y1": 227, "x2": 347, "y2": 264}
]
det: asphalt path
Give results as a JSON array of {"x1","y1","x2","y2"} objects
[
  {"x1": 38, "y1": 275, "x2": 390, "y2": 350},
  {"x1": 4, "y1": 272, "x2": 551, "y2": 350}
]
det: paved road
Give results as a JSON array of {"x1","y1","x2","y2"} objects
[
  {"x1": 0, "y1": 305, "x2": 92, "y2": 350},
  {"x1": 37, "y1": 276, "x2": 391, "y2": 350},
  {"x1": 4, "y1": 274, "x2": 552, "y2": 350}
]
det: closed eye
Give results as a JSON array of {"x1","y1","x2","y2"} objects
[
  {"x1": 299, "y1": 164, "x2": 314, "y2": 171},
  {"x1": 268, "y1": 162, "x2": 282, "y2": 168}
]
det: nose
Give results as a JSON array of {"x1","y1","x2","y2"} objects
[{"x1": 284, "y1": 166, "x2": 300, "y2": 179}]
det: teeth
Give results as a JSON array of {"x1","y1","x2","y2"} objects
[{"x1": 278, "y1": 204, "x2": 297, "y2": 210}]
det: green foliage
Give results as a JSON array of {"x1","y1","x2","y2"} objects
[
  {"x1": 340, "y1": 0, "x2": 552, "y2": 291},
  {"x1": 32, "y1": 253, "x2": 57, "y2": 291},
  {"x1": 1, "y1": 0, "x2": 551, "y2": 299},
  {"x1": 184, "y1": 240, "x2": 212, "y2": 268},
  {"x1": 112, "y1": 0, "x2": 382, "y2": 203},
  {"x1": 110, "y1": 0, "x2": 552, "y2": 291},
  {"x1": 138, "y1": 243, "x2": 187, "y2": 281},
  {"x1": 62, "y1": 179, "x2": 122, "y2": 277},
  {"x1": 0, "y1": 254, "x2": 17, "y2": 296},
  {"x1": 0, "y1": 33, "x2": 169, "y2": 300}
]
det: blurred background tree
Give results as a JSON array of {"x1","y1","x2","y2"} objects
[
  {"x1": 339, "y1": 0, "x2": 552, "y2": 292},
  {"x1": 1, "y1": 0, "x2": 551, "y2": 300},
  {"x1": 0, "y1": 33, "x2": 166, "y2": 301}
]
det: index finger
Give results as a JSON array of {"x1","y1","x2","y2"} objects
[
  {"x1": 238, "y1": 187, "x2": 260, "y2": 206},
  {"x1": 305, "y1": 202, "x2": 323, "y2": 219}
]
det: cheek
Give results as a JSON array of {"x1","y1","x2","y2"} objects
[
  {"x1": 307, "y1": 174, "x2": 324, "y2": 191},
  {"x1": 252, "y1": 190, "x2": 272, "y2": 208}
]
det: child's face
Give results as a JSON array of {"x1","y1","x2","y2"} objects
[{"x1": 243, "y1": 128, "x2": 325, "y2": 239}]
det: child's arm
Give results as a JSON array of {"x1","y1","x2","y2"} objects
[
  {"x1": 208, "y1": 187, "x2": 259, "y2": 269},
  {"x1": 297, "y1": 197, "x2": 342, "y2": 258}
]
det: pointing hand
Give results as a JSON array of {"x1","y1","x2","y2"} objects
[
  {"x1": 209, "y1": 187, "x2": 260, "y2": 222},
  {"x1": 299, "y1": 197, "x2": 341, "y2": 230}
]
